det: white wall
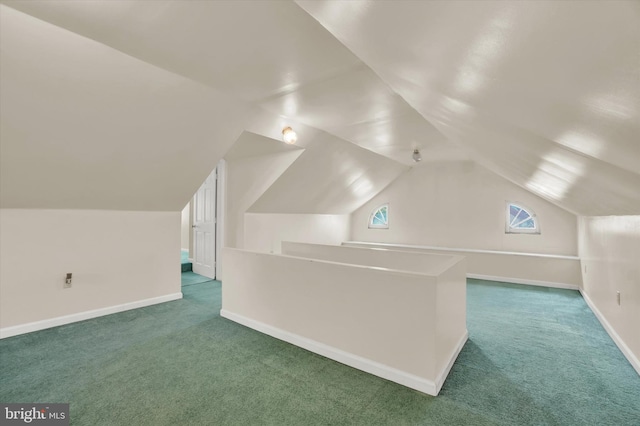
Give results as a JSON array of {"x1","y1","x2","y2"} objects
[
  {"x1": 343, "y1": 241, "x2": 582, "y2": 289},
  {"x1": 351, "y1": 162, "x2": 578, "y2": 256},
  {"x1": 221, "y1": 247, "x2": 467, "y2": 395},
  {"x1": 578, "y1": 216, "x2": 640, "y2": 373},
  {"x1": 181, "y1": 203, "x2": 190, "y2": 251},
  {"x1": 225, "y1": 149, "x2": 303, "y2": 249},
  {"x1": 282, "y1": 242, "x2": 461, "y2": 276},
  {"x1": 0, "y1": 209, "x2": 181, "y2": 334},
  {"x1": 244, "y1": 213, "x2": 350, "y2": 254}
]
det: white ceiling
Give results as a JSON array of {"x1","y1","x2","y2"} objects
[
  {"x1": 1, "y1": 0, "x2": 639, "y2": 215},
  {"x1": 223, "y1": 131, "x2": 303, "y2": 162},
  {"x1": 248, "y1": 131, "x2": 407, "y2": 214},
  {"x1": 297, "y1": 0, "x2": 640, "y2": 215},
  {"x1": 223, "y1": 133, "x2": 408, "y2": 216},
  {"x1": 0, "y1": 0, "x2": 462, "y2": 167},
  {"x1": 0, "y1": 4, "x2": 251, "y2": 210}
]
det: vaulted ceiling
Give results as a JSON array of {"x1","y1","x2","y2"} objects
[
  {"x1": 297, "y1": 0, "x2": 640, "y2": 216},
  {"x1": 1, "y1": 0, "x2": 638, "y2": 215}
]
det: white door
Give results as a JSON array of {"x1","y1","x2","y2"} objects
[{"x1": 192, "y1": 168, "x2": 216, "y2": 279}]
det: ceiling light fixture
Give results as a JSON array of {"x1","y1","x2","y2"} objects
[
  {"x1": 282, "y1": 126, "x2": 297, "y2": 144},
  {"x1": 412, "y1": 149, "x2": 422, "y2": 163}
]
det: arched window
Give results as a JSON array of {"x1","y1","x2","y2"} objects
[
  {"x1": 506, "y1": 202, "x2": 539, "y2": 234},
  {"x1": 369, "y1": 204, "x2": 389, "y2": 229}
]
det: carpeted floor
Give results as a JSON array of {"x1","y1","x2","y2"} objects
[
  {"x1": 180, "y1": 271, "x2": 213, "y2": 287},
  {"x1": 181, "y1": 250, "x2": 192, "y2": 273},
  {"x1": 1, "y1": 278, "x2": 638, "y2": 425}
]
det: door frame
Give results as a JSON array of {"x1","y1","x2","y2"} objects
[
  {"x1": 215, "y1": 159, "x2": 226, "y2": 280},
  {"x1": 189, "y1": 159, "x2": 226, "y2": 280},
  {"x1": 191, "y1": 168, "x2": 217, "y2": 279}
]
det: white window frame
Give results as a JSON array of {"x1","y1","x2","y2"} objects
[
  {"x1": 368, "y1": 204, "x2": 389, "y2": 229},
  {"x1": 505, "y1": 202, "x2": 540, "y2": 234}
]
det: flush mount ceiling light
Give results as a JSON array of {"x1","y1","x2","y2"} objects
[
  {"x1": 412, "y1": 148, "x2": 422, "y2": 162},
  {"x1": 282, "y1": 126, "x2": 297, "y2": 144}
]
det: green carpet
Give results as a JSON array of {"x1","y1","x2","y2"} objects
[
  {"x1": 1, "y1": 279, "x2": 638, "y2": 425},
  {"x1": 181, "y1": 250, "x2": 192, "y2": 273},
  {"x1": 181, "y1": 271, "x2": 213, "y2": 287}
]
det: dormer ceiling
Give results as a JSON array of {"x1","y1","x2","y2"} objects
[{"x1": 1, "y1": 0, "x2": 638, "y2": 215}]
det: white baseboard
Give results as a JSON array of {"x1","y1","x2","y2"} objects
[
  {"x1": 0, "y1": 292, "x2": 183, "y2": 339},
  {"x1": 580, "y1": 290, "x2": 640, "y2": 376},
  {"x1": 467, "y1": 274, "x2": 579, "y2": 291},
  {"x1": 221, "y1": 309, "x2": 466, "y2": 396},
  {"x1": 435, "y1": 331, "x2": 468, "y2": 394}
]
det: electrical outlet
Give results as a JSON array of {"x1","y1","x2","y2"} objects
[
  {"x1": 616, "y1": 291, "x2": 621, "y2": 306},
  {"x1": 64, "y1": 273, "x2": 72, "y2": 289}
]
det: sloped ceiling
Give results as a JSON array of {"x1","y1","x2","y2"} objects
[
  {"x1": 1, "y1": 1, "x2": 638, "y2": 215},
  {"x1": 296, "y1": 0, "x2": 640, "y2": 215},
  {"x1": 0, "y1": 5, "x2": 251, "y2": 211},
  {"x1": 248, "y1": 131, "x2": 408, "y2": 214},
  {"x1": 223, "y1": 131, "x2": 304, "y2": 162},
  {"x1": 223, "y1": 132, "x2": 305, "y2": 247},
  {"x1": 1, "y1": 0, "x2": 463, "y2": 167}
]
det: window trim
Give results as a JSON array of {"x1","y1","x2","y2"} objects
[
  {"x1": 505, "y1": 202, "x2": 540, "y2": 234},
  {"x1": 368, "y1": 203, "x2": 389, "y2": 229}
]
